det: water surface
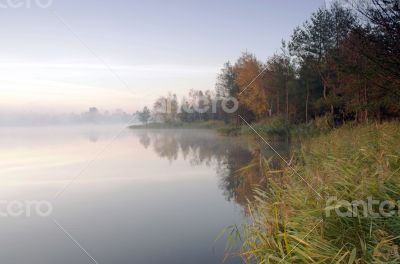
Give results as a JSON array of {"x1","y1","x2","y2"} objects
[{"x1": 0, "y1": 125, "x2": 261, "y2": 264}]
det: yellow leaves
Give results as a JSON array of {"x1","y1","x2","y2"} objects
[{"x1": 234, "y1": 53, "x2": 269, "y2": 119}]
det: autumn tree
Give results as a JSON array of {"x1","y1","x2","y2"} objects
[
  {"x1": 149, "y1": 1, "x2": 400, "y2": 126},
  {"x1": 235, "y1": 53, "x2": 268, "y2": 120}
]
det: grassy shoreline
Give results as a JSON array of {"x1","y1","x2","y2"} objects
[
  {"x1": 130, "y1": 115, "x2": 332, "y2": 139},
  {"x1": 227, "y1": 121, "x2": 400, "y2": 263}
]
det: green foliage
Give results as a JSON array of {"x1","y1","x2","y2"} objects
[
  {"x1": 239, "y1": 116, "x2": 291, "y2": 136},
  {"x1": 216, "y1": 61, "x2": 240, "y2": 98}
]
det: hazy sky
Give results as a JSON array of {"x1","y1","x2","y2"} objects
[{"x1": 0, "y1": 0, "x2": 328, "y2": 114}]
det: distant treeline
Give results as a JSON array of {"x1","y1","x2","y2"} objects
[
  {"x1": 0, "y1": 107, "x2": 135, "y2": 126},
  {"x1": 139, "y1": 0, "x2": 400, "y2": 126}
]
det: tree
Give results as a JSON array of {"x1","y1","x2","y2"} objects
[
  {"x1": 290, "y1": 3, "x2": 357, "y2": 122},
  {"x1": 265, "y1": 43, "x2": 296, "y2": 122},
  {"x1": 350, "y1": 0, "x2": 400, "y2": 120},
  {"x1": 216, "y1": 62, "x2": 240, "y2": 98},
  {"x1": 179, "y1": 97, "x2": 192, "y2": 122},
  {"x1": 296, "y1": 56, "x2": 322, "y2": 123},
  {"x1": 82, "y1": 107, "x2": 100, "y2": 123},
  {"x1": 153, "y1": 93, "x2": 179, "y2": 123},
  {"x1": 235, "y1": 53, "x2": 269, "y2": 120},
  {"x1": 216, "y1": 62, "x2": 240, "y2": 122},
  {"x1": 147, "y1": 1, "x2": 400, "y2": 126},
  {"x1": 352, "y1": 0, "x2": 400, "y2": 79},
  {"x1": 138, "y1": 106, "x2": 151, "y2": 124}
]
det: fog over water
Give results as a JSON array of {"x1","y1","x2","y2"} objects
[
  {"x1": 0, "y1": 108, "x2": 137, "y2": 126},
  {"x1": 0, "y1": 125, "x2": 258, "y2": 263}
]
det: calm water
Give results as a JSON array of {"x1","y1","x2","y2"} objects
[{"x1": 0, "y1": 125, "x2": 262, "y2": 264}]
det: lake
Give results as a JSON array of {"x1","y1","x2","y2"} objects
[{"x1": 0, "y1": 125, "x2": 268, "y2": 264}]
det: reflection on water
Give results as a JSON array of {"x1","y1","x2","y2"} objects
[
  {"x1": 0, "y1": 126, "x2": 291, "y2": 264},
  {"x1": 136, "y1": 130, "x2": 254, "y2": 206},
  {"x1": 134, "y1": 129, "x2": 292, "y2": 209}
]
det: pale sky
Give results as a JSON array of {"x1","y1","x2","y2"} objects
[{"x1": 0, "y1": 0, "x2": 328, "y2": 114}]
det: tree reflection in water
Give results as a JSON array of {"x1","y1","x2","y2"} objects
[{"x1": 134, "y1": 129, "x2": 292, "y2": 209}]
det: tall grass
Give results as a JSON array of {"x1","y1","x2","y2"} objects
[
  {"x1": 240, "y1": 116, "x2": 291, "y2": 136},
  {"x1": 229, "y1": 122, "x2": 400, "y2": 263},
  {"x1": 220, "y1": 115, "x2": 333, "y2": 137}
]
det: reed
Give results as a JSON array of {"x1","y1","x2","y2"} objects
[{"x1": 228, "y1": 122, "x2": 400, "y2": 263}]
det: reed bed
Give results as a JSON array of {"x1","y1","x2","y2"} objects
[{"x1": 229, "y1": 122, "x2": 400, "y2": 263}]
